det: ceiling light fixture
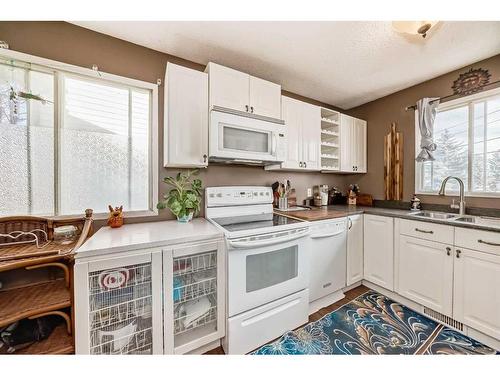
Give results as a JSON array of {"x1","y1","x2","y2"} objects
[{"x1": 392, "y1": 21, "x2": 439, "y2": 38}]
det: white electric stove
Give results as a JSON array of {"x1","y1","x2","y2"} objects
[{"x1": 205, "y1": 186, "x2": 311, "y2": 354}]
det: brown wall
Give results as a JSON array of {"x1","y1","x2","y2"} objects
[
  {"x1": 0, "y1": 21, "x2": 348, "y2": 225},
  {"x1": 347, "y1": 54, "x2": 500, "y2": 210}
]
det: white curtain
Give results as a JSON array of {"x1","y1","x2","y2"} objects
[{"x1": 415, "y1": 97, "x2": 440, "y2": 162}]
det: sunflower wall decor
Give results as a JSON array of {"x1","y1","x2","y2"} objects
[{"x1": 451, "y1": 67, "x2": 491, "y2": 96}]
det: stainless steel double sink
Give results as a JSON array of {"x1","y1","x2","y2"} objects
[{"x1": 408, "y1": 210, "x2": 500, "y2": 228}]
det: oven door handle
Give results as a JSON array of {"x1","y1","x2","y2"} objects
[
  {"x1": 310, "y1": 230, "x2": 345, "y2": 239},
  {"x1": 228, "y1": 229, "x2": 310, "y2": 249}
]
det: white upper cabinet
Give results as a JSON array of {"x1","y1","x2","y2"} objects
[
  {"x1": 339, "y1": 114, "x2": 367, "y2": 173},
  {"x1": 164, "y1": 63, "x2": 208, "y2": 168},
  {"x1": 280, "y1": 95, "x2": 302, "y2": 169},
  {"x1": 206, "y1": 62, "x2": 281, "y2": 119},
  {"x1": 206, "y1": 62, "x2": 249, "y2": 113},
  {"x1": 302, "y1": 102, "x2": 321, "y2": 170},
  {"x1": 266, "y1": 96, "x2": 320, "y2": 171},
  {"x1": 340, "y1": 114, "x2": 354, "y2": 172},
  {"x1": 249, "y1": 76, "x2": 281, "y2": 119},
  {"x1": 354, "y1": 118, "x2": 367, "y2": 173}
]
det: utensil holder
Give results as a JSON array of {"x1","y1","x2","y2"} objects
[{"x1": 278, "y1": 197, "x2": 288, "y2": 210}]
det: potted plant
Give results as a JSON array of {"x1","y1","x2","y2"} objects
[{"x1": 157, "y1": 170, "x2": 202, "y2": 222}]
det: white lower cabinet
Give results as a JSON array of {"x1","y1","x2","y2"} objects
[
  {"x1": 346, "y1": 214, "x2": 363, "y2": 286},
  {"x1": 363, "y1": 214, "x2": 394, "y2": 290},
  {"x1": 165, "y1": 240, "x2": 225, "y2": 354},
  {"x1": 453, "y1": 247, "x2": 500, "y2": 340},
  {"x1": 75, "y1": 240, "x2": 225, "y2": 355},
  {"x1": 397, "y1": 235, "x2": 453, "y2": 315},
  {"x1": 74, "y1": 252, "x2": 164, "y2": 354}
]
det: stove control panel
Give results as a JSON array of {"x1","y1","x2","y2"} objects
[{"x1": 206, "y1": 186, "x2": 273, "y2": 207}]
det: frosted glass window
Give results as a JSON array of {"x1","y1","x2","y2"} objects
[
  {"x1": 416, "y1": 89, "x2": 500, "y2": 196},
  {"x1": 60, "y1": 76, "x2": 150, "y2": 214},
  {"x1": 246, "y1": 246, "x2": 298, "y2": 292},
  {"x1": 0, "y1": 65, "x2": 54, "y2": 216},
  {"x1": 0, "y1": 58, "x2": 153, "y2": 217},
  {"x1": 223, "y1": 126, "x2": 269, "y2": 153}
]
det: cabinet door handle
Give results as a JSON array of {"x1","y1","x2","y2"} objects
[
  {"x1": 203, "y1": 154, "x2": 207, "y2": 163},
  {"x1": 245, "y1": 105, "x2": 249, "y2": 112},
  {"x1": 456, "y1": 249, "x2": 461, "y2": 258},
  {"x1": 415, "y1": 228, "x2": 433, "y2": 234},
  {"x1": 299, "y1": 161, "x2": 303, "y2": 167},
  {"x1": 348, "y1": 217, "x2": 352, "y2": 230},
  {"x1": 478, "y1": 239, "x2": 500, "y2": 246},
  {"x1": 446, "y1": 247, "x2": 451, "y2": 256},
  {"x1": 304, "y1": 162, "x2": 307, "y2": 168},
  {"x1": 250, "y1": 106, "x2": 254, "y2": 113}
]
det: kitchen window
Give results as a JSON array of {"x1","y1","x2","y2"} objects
[
  {"x1": 415, "y1": 87, "x2": 500, "y2": 197},
  {"x1": 0, "y1": 50, "x2": 158, "y2": 217}
]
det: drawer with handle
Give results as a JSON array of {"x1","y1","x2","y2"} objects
[
  {"x1": 399, "y1": 219, "x2": 454, "y2": 244},
  {"x1": 455, "y1": 227, "x2": 500, "y2": 255}
]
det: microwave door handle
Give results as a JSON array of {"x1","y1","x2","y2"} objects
[
  {"x1": 228, "y1": 229, "x2": 310, "y2": 249},
  {"x1": 271, "y1": 133, "x2": 277, "y2": 156},
  {"x1": 310, "y1": 231, "x2": 344, "y2": 239}
]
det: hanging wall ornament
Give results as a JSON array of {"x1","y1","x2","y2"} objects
[{"x1": 451, "y1": 68, "x2": 491, "y2": 96}]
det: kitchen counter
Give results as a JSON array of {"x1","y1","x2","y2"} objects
[
  {"x1": 276, "y1": 205, "x2": 500, "y2": 233},
  {"x1": 75, "y1": 218, "x2": 223, "y2": 259}
]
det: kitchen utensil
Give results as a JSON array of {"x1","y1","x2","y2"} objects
[{"x1": 278, "y1": 197, "x2": 288, "y2": 210}]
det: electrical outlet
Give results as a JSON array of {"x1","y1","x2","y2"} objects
[{"x1": 307, "y1": 188, "x2": 312, "y2": 197}]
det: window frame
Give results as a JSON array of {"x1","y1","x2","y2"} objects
[
  {"x1": 415, "y1": 86, "x2": 500, "y2": 198},
  {"x1": 0, "y1": 48, "x2": 159, "y2": 219}
]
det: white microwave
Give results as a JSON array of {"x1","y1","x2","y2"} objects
[{"x1": 209, "y1": 107, "x2": 286, "y2": 165}]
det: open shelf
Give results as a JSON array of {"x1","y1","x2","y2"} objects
[
  {"x1": 0, "y1": 280, "x2": 70, "y2": 327},
  {"x1": 321, "y1": 142, "x2": 339, "y2": 148},
  {"x1": 13, "y1": 324, "x2": 73, "y2": 355}
]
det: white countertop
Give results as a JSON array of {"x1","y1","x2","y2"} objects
[{"x1": 76, "y1": 218, "x2": 223, "y2": 259}]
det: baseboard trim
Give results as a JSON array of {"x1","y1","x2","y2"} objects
[
  {"x1": 309, "y1": 290, "x2": 345, "y2": 315},
  {"x1": 187, "y1": 339, "x2": 221, "y2": 355}
]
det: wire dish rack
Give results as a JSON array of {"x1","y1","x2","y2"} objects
[
  {"x1": 174, "y1": 295, "x2": 218, "y2": 335},
  {"x1": 88, "y1": 262, "x2": 153, "y2": 355},
  {"x1": 173, "y1": 251, "x2": 217, "y2": 276},
  {"x1": 173, "y1": 251, "x2": 218, "y2": 338}
]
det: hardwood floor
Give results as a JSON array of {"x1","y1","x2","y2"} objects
[{"x1": 204, "y1": 285, "x2": 370, "y2": 355}]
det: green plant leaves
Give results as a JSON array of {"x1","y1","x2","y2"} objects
[{"x1": 157, "y1": 169, "x2": 203, "y2": 218}]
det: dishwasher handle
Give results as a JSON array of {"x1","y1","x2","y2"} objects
[{"x1": 310, "y1": 230, "x2": 345, "y2": 239}]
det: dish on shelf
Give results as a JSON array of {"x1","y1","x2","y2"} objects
[{"x1": 96, "y1": 318, "x2": 138, "y2": 354}]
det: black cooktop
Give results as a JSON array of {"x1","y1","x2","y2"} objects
[{"x1": 212, "y1": 213, "x2": 303, "y2": 232}]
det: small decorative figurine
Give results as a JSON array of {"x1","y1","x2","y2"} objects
[
  {"x1": 410, "y1": 195, "x2": 422, "y2": 211},
  {"x1": 107, "y1": 205, "x2": 124, "y2": 228}
]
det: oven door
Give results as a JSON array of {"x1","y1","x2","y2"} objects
[
  {"x1": 209, "y1": 108, "x2": 284, "y2": 163},
  {"x1": 227, "y1": 228, "x2": 310, "y2": 317}
]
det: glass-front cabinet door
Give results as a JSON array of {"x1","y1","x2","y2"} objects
[
  {"x1": 164, "y1": 240, "x2": 225, "y2": 354},
  {"x1": 74, "y1": 252, "x2": 163, "y2": 354}
]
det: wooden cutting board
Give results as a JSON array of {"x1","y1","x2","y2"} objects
[{"x1": 384, "y1": 122, "x2": 403, "y2": 200}]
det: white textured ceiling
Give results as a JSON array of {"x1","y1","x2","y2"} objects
[{"x1": 71, "y1": 21, "x2": 500, "y2": 109}]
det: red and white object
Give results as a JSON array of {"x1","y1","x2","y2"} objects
[{"x1": 98, "y1": 268, "x2": 130, "y2": 290}]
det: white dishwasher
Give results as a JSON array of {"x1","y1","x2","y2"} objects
[{"x1": 308, "y1": 217, "x2": 347, "y2": 305}]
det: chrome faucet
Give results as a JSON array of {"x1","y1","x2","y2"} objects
[{"x1": 438, "y1": 176, "x2": 466, "y2": 216}]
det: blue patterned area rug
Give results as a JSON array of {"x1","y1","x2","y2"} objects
[{"x1": 252, "y1": 290, "x2": 498, "y2": 355}]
